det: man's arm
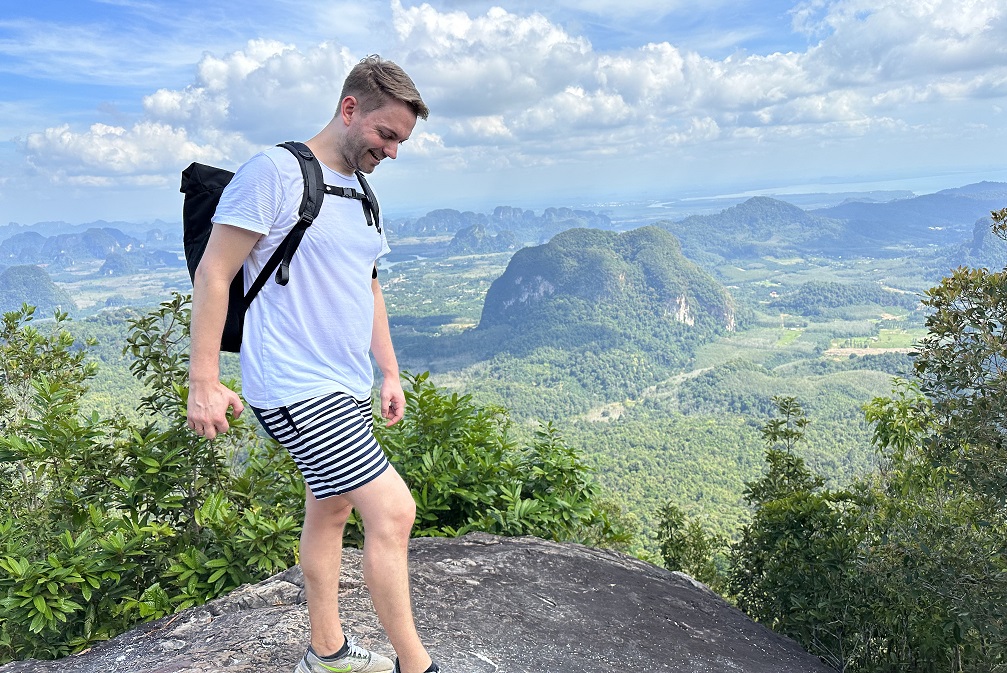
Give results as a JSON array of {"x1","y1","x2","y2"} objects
[
  {"x1": 187, "y1": 224, "x2": 261, "y2": 439},
  {"x1": 371, "y1": 277, "x2": 405, "y2": 426}
]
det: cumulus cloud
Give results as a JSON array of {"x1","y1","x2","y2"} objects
[
  {"x1": 21, "y1": 39, "x2": 357, "y2": 185},
  {"x1": 23, "y1": 122, "x2": 244, "y2": 186},
  {"x1": 17, "y1": 0, "x2": 1007, "y2": 189}
]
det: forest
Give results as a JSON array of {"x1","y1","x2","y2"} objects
[{"x1": 2, "y1": 187, "x2": 1006, "y2": 671}]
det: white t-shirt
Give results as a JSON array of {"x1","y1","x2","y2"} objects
[{"x1": 212, "y1": 145, "x2": 390, "y2": 407}]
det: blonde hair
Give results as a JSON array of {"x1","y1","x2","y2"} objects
[{"x1": 341, "y1": 55, "x2": 429, "y2": 120}]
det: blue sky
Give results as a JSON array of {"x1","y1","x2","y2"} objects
[{"x1": 2, "y1": 0, "x2": 1006, "y2": 225}]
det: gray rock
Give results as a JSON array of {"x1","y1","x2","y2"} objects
[{"x1": 1, "y1": 533, "x2": 831, "y2": 673}]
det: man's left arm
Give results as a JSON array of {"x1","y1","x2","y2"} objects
[{"x1": 371, "y1": 276, "x2": 405, "y2": 426}]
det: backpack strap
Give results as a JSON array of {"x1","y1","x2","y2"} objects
[
  {"x1": 323, "y1": 173, "x2": 380, "y2": 232},
  {"x1": 242, "y1": 141, "x2": 325, "y2": 305},
  {"x1": 354, "y1": 170, "x2": 381, "y2": 233}
]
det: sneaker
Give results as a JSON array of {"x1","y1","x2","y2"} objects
[
  {"x1": 296, "y1": 638, "x2": 394, "y2": 673},
  {"x1": 393, "y1": 659, "x2": 440, "y2": 673}
]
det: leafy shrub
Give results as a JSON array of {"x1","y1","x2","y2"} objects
[{"x1": 0, "y1": 298, "x2": 303, "y2": 663}]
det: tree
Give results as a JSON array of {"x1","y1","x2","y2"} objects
[
  {"x1": 655, "y1": 501, "x2": 724, "y2": 591},
  {"x1": 728, "y1": 397, "x2": 863, "y2": 671}
]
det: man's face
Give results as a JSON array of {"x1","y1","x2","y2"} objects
[{"x1": 342, "y1": 97, "x2": 418, "y2": 174}]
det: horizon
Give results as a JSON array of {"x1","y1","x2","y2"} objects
[
  {"x1": 2, "y1": 0, "x2": 1006, "y2": 225},
  {"x1": 5, "y1": 176, "x2": 1005, "y2": 231}
]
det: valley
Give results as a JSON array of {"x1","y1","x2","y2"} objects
[{"x1": 6, "y1": 182, "x2": 1004, "y2": 554}]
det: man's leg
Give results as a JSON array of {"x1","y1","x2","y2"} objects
[
  {"x1": 301, "y1": 487, "x2": 353, "y2": 655},
  {"x1": 343, "y1": 466, "x2": 432, "y2": 673}
]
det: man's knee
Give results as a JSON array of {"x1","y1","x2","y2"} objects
[
  {"x1": 368, "y1": 490, "x2": 416, "y2": 541},
  {"x1": 307, "y1": 498, "x2": 354, "y2": 530}
]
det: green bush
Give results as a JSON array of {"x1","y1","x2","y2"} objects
[{"x1": 0, "y1": 299, "x2": 303, "y2": 663}]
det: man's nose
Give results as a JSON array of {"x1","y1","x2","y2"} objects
[{"x1": 384, "y1": 141, "x2": 399, "y2": 160}]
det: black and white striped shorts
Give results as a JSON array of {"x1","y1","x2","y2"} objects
[{"x1": 251, "y1": 391, "x2": 391, "y2": 499}]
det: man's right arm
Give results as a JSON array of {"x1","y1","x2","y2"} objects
[{"x1": 187, "y1": 223, "x2": 262, "y2": 440}]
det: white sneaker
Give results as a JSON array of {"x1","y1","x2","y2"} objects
[{"x1": 296, "y1": 638, "x2": 394, "y2": 673}]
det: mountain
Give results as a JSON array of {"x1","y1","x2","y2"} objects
[
  {"x1": 0, "y1": 219, "x2": 179, "y2": 243},
  {"x1": 0, "y1": 227, "x2": 142, "y2": 268},
  {"x1": 393, "y1": 226, "x2": 740, "y2": 416},
  {"x1": 479, "y1": 226, "x2": 735, "y2": 347},
  {"x1": 0, "y1": 265, "x2": 75, "y2": 313},
  {"x1": 658, "y1": 196, "x2": 847, "y2": 263},
  {"x1": 938, "y1": 215, "x2": 1007, "y2": 272},
  {"x1": 0, "y1": 227, "x2": 184, "y2": 273},
  {"x1": 812, "y1": 181, "x2": 1007, "y2": 245},
  {"x1": 446, "y1": 223, "x2": 519, "y2": 255},
  {"x1": 391, "y1": 206, "x2": 613, "y2": 243},
  {"x1": 393, "y1": 208, "x2": 488, "y2": 236},
  {"x1": 0, "y1": 232, "x2": 46, "y2": 263}
]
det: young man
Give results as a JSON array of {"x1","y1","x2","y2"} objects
[{"x1": 186, "y1": 55, "x2": 437, "y2": 673}]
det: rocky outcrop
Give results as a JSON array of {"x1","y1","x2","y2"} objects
[{"x1": 1, "y1": 533, "x2": 830, "y2": 673}]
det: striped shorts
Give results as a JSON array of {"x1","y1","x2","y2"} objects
[{"x1": 251, "y1": 391, "x2": 391, "y2": 499}]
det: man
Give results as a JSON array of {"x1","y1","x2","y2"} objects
[{"x1": 187, "y1": 55, "x2": 437, "y2": 673}]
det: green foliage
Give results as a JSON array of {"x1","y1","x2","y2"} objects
[
  {"x1": 656, "y1": 502, "x2": 725, "y2": 591},
  {"x1": 0, "y1": 297, "x2": 303, "y2": 664},
  {"x1": 371, "y1": 372, "x2": 634, "y2": 549},
  {"x1": 0, "y1": 305, "x2": 95, "y2": 433},
  {"x1": 724, "y1": 383, "x2": 1006, "y2": 671},
  {"x1": 913, "y1": 264, "x2": 1007, "y2": 502},
  {"x1": 725, "y1": 397, "x2": 864, "y2": 670}
]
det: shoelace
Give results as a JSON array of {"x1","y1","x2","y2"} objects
[{"x1": 344, "y1": 637, "x2": 371, "y2": 661}]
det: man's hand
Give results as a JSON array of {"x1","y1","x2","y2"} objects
[
  {"x1": 380, "y1": 376, "x2": 406, "y2": 427},
  {"x1": 187, "y1": 380, "x2": 244, "y2": 440}
]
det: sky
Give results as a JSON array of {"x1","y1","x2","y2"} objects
[{"x1": 1, "y1": 0, "x2": 1006, "y2": 225}]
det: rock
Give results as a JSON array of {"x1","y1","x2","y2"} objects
[{"x1": 1, "y1": 533, "x2": 830, "y2": 673}]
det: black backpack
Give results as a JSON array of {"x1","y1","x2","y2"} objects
[{"x1": 180, "y1": 141, "x2": 379, "y2": 352}]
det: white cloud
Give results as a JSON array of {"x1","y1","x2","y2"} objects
[
  {"x1": 391, "y1": 2, "x2": 596, "y2": 116},
  {"x1": 23, "y1": 122, "x2": 241, "y2": 185},
  {"x1": 142, "y1": 39, "x2": 356, "y2": 146},
  {"x1": 14, "y1": 0, "x2": 1007, "y2": 195}
]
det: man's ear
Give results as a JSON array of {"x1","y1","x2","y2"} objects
[{"x1": 340, "y1": 95, "x2": 358, "y2": 125}]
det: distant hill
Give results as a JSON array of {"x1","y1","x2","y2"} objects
[
  {"x1": 0, "y1": 219, "x2": 180, "y2": 243},
  {"x1": 812, "y1": 182, "x2": 1007, "y2": 245},
  {"x1": 0, "y1": 227, "x2": 184, "y2": 272},
  {"x1": 479, "y1": 226, "x2": 735, "y2": 349},
  {"x1": 936, "y1": 216, "x2": 1007, "y2": 273},
  {"x1": 769, "y1": 280, "x2": 920, "y2": 316},
  {"x1": 0, "y1": 265, "x2": 75, "y2": 313},
  {"x1": 98, "y1": 250, "x2": 184, "y2": 276},
  {"x1": 0, "y1": 227, "x2": 141, "y2": 267},
  {"x1": 446, "y1": 224, "x2": 519, "y2": 255},
  {"x1": 392, "y1": 206, "x2": 613, "y2": 243},
  {"x1": 658, "y1": 196, "x2": 848, "y2": 264}
]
